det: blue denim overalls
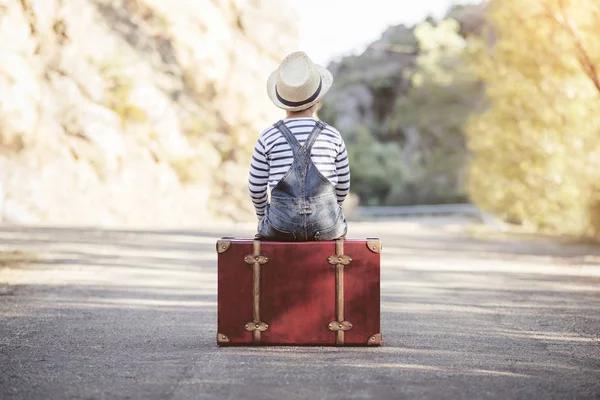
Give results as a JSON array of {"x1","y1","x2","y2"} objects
[{"x1": 257, "y1": 120, "x2": 347, "y2": 241}]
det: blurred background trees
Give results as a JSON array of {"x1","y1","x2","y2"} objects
[
  {"x1": 321, "y1": 0, "x2": 600, "y2": 238},
  {"x1": 466, "y1": 0, "x2": 600, "y2": 236},
  {"x1": 389, "y1": 18, "x2": 482, "y2": 206},
  {"x1": 319, "y1": 4, "x2": 485, "y2": 206}
]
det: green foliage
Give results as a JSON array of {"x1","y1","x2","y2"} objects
[
  {"x1": 106, "y1": 77, "x2": 147, "y2": 125},
  {"x1": 323, "y1": 17, "x2": 483, "y2": 206},
  {"x1": 0, "y1": 132, "x2": 25, "y2": 154},
  {"x1": 347, "y1": 125, "x2": 406, "y2": 205},
  {"x1": 390, "y1": 18, "x2": 482, "y2": 205},
  {"x1": 97, "y1": 57, "x2": 147, "y2": 125},
  {"x1": 466, "y1": 0, "x2": 600, "y2": 236},
  {"x1": 169, "y1": 156, "x2": 203, "y2": 185}
]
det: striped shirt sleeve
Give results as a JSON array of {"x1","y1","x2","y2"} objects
[
  {"x1": 335, "y1": 138, "x2": 350, "y2": 205},
  {"x1": 248, "y1": 138, "x2": 269, "y2": 218}
]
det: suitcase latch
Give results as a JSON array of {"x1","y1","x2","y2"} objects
[
  {"x1": 244, "y1": 255, "x2": 269, "y2": 265},
  {"x1": 327, "y1": 254, "x2": 352, "y2": 266},
  {"x1": 328, "y1": 320, "x2": 353, "y2": 332},
  {"x1": 245, "y1": 321, "x2": 269, "y2": 332}
]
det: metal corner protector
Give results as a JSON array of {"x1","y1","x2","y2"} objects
[
  {"x1": 366, "y1": 239, "x2": 382, "y2": 254},
  {"x1": 216, "y1": 239, "x2": 232, "y2": 253},
  {"x1": 367, "y1": 333, "x2": 382, "y2": 346},
  {"x1": 217, "y1": 333, "x2": 230, "y2": 344}
]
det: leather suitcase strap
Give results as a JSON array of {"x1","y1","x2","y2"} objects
[
  {"x1": 244, "y1": 240, "x2": 269, "y2": 344},
  {"x1": 327, "y1": 239, "x2": 353, "y2": 345}
]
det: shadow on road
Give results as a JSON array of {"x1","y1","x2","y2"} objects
[{"x1": 1, "y1": 223, "x2": 599, "y2": 399}]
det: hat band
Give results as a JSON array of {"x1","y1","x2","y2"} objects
[{"x1": 275, "y1": 77, "x2": 322, "y2": 107}]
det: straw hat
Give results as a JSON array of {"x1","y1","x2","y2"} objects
[{"x1": 267, "y1": 51, "x2": 333, "y2": 111}]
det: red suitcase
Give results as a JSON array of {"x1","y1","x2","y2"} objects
[{"x1": 216, "y1": 238, "x2": 381, "y2": 346}]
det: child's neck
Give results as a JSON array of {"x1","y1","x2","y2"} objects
[{"x1": 285, "y1": 110, "x2": 316, "y2": 119}]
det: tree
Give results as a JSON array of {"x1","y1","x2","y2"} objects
[
  {"x1": 390, "y1": 18, "x2": 482, "y2": 205},
  {"x1": 346, "y1": 125, "x2": 407, "y2": 206},
  {"x1": 466, "y1": 0, "x2": 600, "y2": 236}
]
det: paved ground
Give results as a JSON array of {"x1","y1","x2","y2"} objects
[{"x1": 0, "y1": 219, "x2": 599, "y2": 400}]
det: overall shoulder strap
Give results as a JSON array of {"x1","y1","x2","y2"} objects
[
  {"x1": 273, "y1": 120, "x2": 301, "y2": 154},
  {"x1": 303, "y1": 121, "x2": 326, "y2": 154}
]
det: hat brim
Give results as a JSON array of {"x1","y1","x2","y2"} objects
[{"x1": 266, "y1": 64, "x2": 333, "y2": 111}]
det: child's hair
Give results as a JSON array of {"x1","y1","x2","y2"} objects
[{"x1": 286, "y1": 103, "x2": 319, "y2": 115}]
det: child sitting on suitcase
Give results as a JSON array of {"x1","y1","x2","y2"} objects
[{"x1": 248, "y1": 51, "x2": 350, "y2": 241}]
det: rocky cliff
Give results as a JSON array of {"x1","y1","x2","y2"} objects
[{"x1": 0, "y1": 0, "x2": 297, "y2": 226}]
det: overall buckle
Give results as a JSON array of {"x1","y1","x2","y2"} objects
[{"x1": 298, "y1": 205, "x2": 313, "y2": 215}]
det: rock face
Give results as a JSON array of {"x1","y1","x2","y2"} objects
[
  {"x1": 321, "y1": 24, "x2": 418, "y2": 139},
  {"x1": 0, "y1": 0, "x2": 297, "y2": 226}
]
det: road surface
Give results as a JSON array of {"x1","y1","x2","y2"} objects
[{"x1": 1, "y1": 219, "x2": 599, "y2": 399}]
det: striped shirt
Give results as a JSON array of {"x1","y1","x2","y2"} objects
[{"x1": 248, "y1": 117, "x2": 350, "y2": 218}]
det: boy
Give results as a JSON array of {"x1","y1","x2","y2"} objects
[{"x1": 248, "y1": 51, "x2": 350, "y2": 241}]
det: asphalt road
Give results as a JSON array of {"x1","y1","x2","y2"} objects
[{"x1": 1, "y1": 219, "x2": 599, "y2": 400}]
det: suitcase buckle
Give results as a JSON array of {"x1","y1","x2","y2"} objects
[
  {"x1": 328, "y1": 320, "x2": 353, "y2": 332},
  {"x1": 244, "y1": 255, "x2": 269, "y2": 265},
  {"x1": 327, "y1": 254, "x2": 352, "y2": 266},
  {"x1": 245, "y1": 321, "x2": 269, "y2": 332}
]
